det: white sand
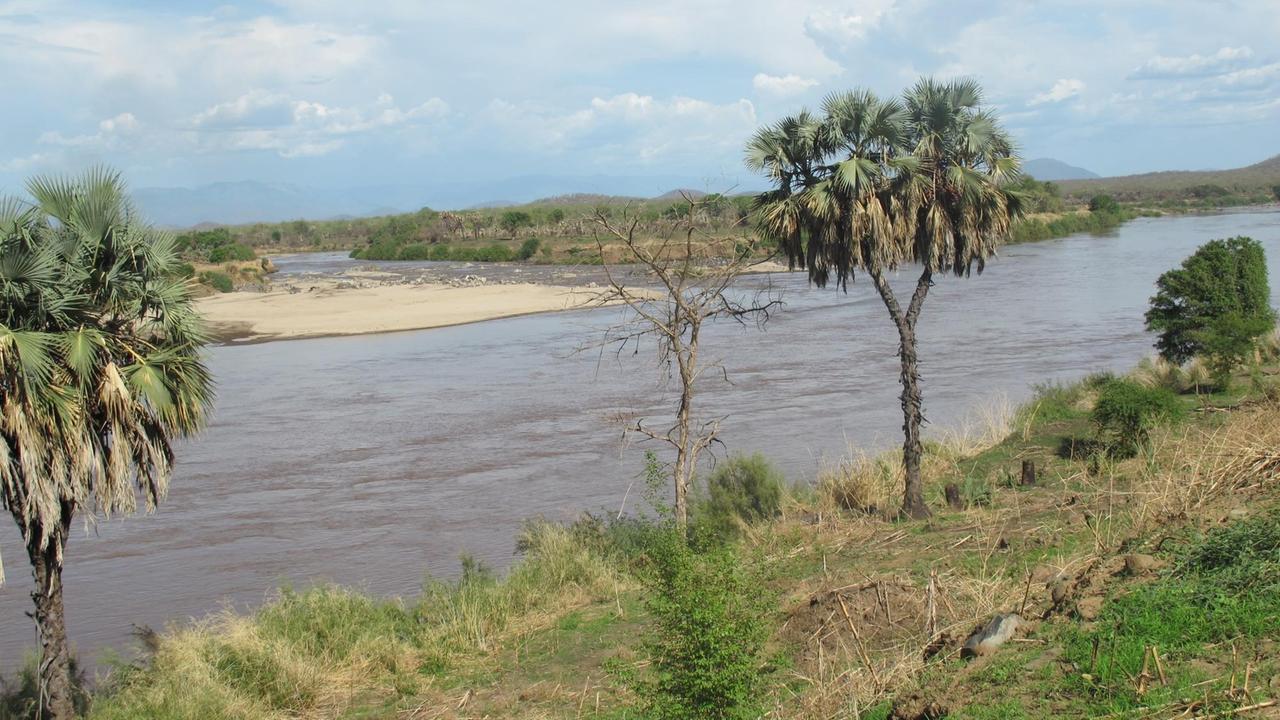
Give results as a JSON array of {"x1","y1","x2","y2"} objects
[{"x1": 198, "y1": 282, "x2": 608, "y2": 342}]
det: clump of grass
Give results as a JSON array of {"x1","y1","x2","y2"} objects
[
  {"x1": 1130, "y1": 356, "x2": 1188, "y2": 393},
  {"x1": 937, "y1": 395, "x2": 1015, "y2": 455},
  {"x1": 1256, "y1": 326, "x2": 1280, "y2": 362},
  {"x1": 815, "y1": 450, "x2": 901, "y2": 516},
  {"x1": 1061, "y1": 512, "x2": 1280, "y2": 714},
  {"x1": 418, "y1": 520, "x2": 622, "y2": 656}
]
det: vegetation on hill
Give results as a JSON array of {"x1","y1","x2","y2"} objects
[{"x1": 1059, "y1": 153, "x2": 1280, "y2": 209}]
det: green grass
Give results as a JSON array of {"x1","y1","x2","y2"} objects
[{"x1": 1047, "y1": 511, "x2": 1280, "y2": 715}]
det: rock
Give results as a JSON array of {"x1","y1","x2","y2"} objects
[
  {"x1": 1050, "y1": 578, "x2": 1071, "y2": 606},
  {"x1": 961, "y1": 613, "x2": 1021, "y2": 658},
  {"x1": 1122, "y1": 554, "x2": 1163, "y2": 576},
  {"x1": 1076, "y1": 596, "x2": 1104, "y2": 621},
  {"x1": 890, "y1": 690, "x2": 948, "y2": 720},
  {"x1": 1031, "y1": 565, "x2": 1060, "y2": 583}
]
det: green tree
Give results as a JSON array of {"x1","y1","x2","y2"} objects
[
  {"x1": 1088, "y1": 194, "x2": 1120, "y2": 214},
  {"x1": 747, "y1": 78, "x2": 1024, "y2": 518},
  {"x1": 499, "y1": 210, "x2": 533, "y2": 234},
  {"x1": 0, "y1": 168, "x2": 214, "y2": 718},
  {"x1": 1145, "y1": 236, "x2": 1275, "y2": 381}
]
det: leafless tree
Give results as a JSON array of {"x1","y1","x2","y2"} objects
[{"x1": 586, "y1": 194, "x2": 781, "y2": 533}]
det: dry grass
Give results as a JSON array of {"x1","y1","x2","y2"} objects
[{"x1": 1131, "y1": 401, "x2": 1280, "y2": 524}]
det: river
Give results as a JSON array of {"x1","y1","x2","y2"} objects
[{"x1": 1, "y1": 208, "x2": 1278, "y2": 670}]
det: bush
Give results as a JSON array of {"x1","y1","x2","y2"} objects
[
  {"x1": 1090, "y1": 379, "x2": 1186, "y2": 458},
  {"x1": 1145, "y1": 236, "x2": 1275, "y2": 382},
  {"x1": 517, "y1": 237, "x2": 541, "y2": 261},
  {"x1": 638, "y1": 529, "x2": 771, "y2": 720},
  {"x1": 694, "y1": 454, "x2": 783, "y2": 541},
  {"x1": 1, "y1": 655, "x2": 90, "y2": 719},
  {"x1": 199, "y1": 270, "x2": 235, "y2": 293},
  {"x1": 1088, "y1": 194, "x2": 1120, "y2": 214},
  {"x1": 207, "y1": 242, "x2": 256, "y2": 263},
  {"x1": 395, "y1": 243, "x2": 431, "y2": 261}
]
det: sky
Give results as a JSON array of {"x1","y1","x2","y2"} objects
[{"x1": 1, "y1": 0, "x2": 1278, "y2": 196}]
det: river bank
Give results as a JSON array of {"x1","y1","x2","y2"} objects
[
  {"x1": 197, "y1": 259, "x2": 788, "y2": 343},
  {"x1": 3, "y1": 209, "x2": 1277, "y2": 680},
  {"x1": 26, "y1": 346, "x2": 1280, "y2": 718}
]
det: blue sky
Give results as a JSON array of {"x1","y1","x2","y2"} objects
[{"x1": 1, "y1": 0, "x2": 1278, "y2": 194}]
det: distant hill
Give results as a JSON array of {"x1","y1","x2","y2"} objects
[
  {"x1": 130, "y1": 174, "x2": 757, "y2": 227},
  {"x1": 654, "y1": 188, "x2": 710, "y2": 201},
  {"x1": 1023, "y1": 158, "x2": 1099, "y2": 181},
  {"x1": 132, "y1": 182, "x2": 405, "y2": 227},
  {"x1": 1059, "y1": 153, "x2": 1280, "y2": 203},
  {"x1": 527, "y1": 193, "x2": 643, "y2": 206}
]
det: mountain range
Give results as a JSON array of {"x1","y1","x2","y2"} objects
[{"x1": 133, "y1": 174, "x2": 758, "y2": 228}]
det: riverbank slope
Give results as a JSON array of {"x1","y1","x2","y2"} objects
[{"x1": 42, "y1": 344, "x2": 1280, "y2": 719}]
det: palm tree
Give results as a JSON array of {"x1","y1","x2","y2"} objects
[
  {"x1": 1, "y1": 168, "x2": 214, "y2": 718},
  {"x1": 749, "y1": 79, "x2": 1024, "y2": 518}
]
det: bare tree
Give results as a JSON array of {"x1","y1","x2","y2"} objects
[{"x1": 587, "y1": 195, "x2": 781, "y2": 533}]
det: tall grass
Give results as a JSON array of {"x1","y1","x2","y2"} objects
[{"x1": 88, "y1": 521, "x2": 622, "y2": 719}]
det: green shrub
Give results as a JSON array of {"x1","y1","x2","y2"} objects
[
  {"x1": 694, "y1": 454, "x2": 783, "y2": 541},
  {"x1": 638, "y1": 529, "x2": 771, "y2": 720},
  {"x1": 1090, "y1": 379, "x2": 1185, "y2": 458},
  {"x1": 517, "y1": 237, "x2": 541, "y2": 261},
  {"x1": 1145, "y1": 236, "x2": 1275, "y2": 382},
  {"x1": 207, "y1": 242, "x2": 256, "y2": 263},
  {"x1": 199, "y1": 270, "x2": 235, "y2": 293},
  {"x1": 1, "y1": 655, "x2": 90, "y2": 718},
  {"x1": 172, "y1": 262, "x2": 196, "y2": 279},
  {"x1": 396, "y1": 243, "x2": 432, "y2": 261},
  {"x1": 1088, "y1": 194, "x2": 1120, "y2": 214}
]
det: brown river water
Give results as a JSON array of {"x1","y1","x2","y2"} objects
[{"x1": 2, "y1": 208, "x2": 1278, "y2": 670}]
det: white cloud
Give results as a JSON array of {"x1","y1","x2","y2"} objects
[
  {"x1": 486, "y1": 93, "x2": 756, "y2": 166},
  {"x1": 186, "y1": 92, "x2": 448, "y2": 157},
  {"x1": 1218, "y1": 62, "x2": 1280, "y2": 88},
  {"x1": 1029, "y1": 78, "x2": 1085, "y2": 105},
  {"x1": 803, "y1": 7, "x2": 888, "y2": 47},
  {"x1": 0, "y1": 152, "x2": 50, "y2": 173},
  {"x1": 1131, "y1": 46, "x2": 1254, "y2": 79},
  {"x1": 753, "y1": 73, "x2": 819, "y2": 96},
  {"x1": 38, "y1": 112, "x2": 141, "y2": 148}
]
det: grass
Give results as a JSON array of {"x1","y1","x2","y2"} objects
[
  {"x1": 10, "y1": 350, "x2": 1280, "y2": 719},
  {"x1": 84, "y1": 521, "x2": 625, "y2": 719}
]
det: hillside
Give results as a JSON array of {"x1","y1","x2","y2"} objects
[
  {"x1": 1061, "y1": 153, "x2": 1280, "y2": 206},
  {"x1": 1023, "y1": 158, "x2": 1099, "y2": 181}
]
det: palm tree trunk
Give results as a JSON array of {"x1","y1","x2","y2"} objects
[
  {"x1": 871, "y1": 268, "x2": 934, "y2": 519},
  {"x1": 22, "y1": 512, "x2": 76, "y2": 720}
]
